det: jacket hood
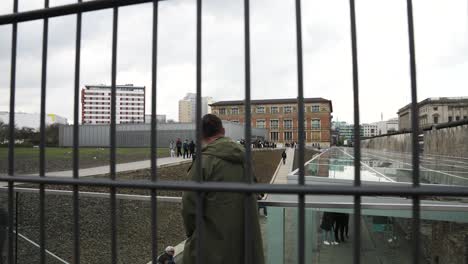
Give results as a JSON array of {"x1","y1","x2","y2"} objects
[{"x1": 203, "y1": 137, "x2": 245, "y2": 164}]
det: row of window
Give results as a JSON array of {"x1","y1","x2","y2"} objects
[
  {"x1": 85, "y1": 92, "x2": 143, "y2": 97},
  {"x1": 83, "y1": 120, "x2": 144, "y2": 124},
  {"x1": 84, "y1": 113, "x2": 143, "y2": 117},
  {"x1": 448, "y1": 116, "x2": 467, "y2": 122},
  {"x1": 83, "y1": 102, "x2": 144, "y2": 106},
  {"x1": 84, "y1": 97, "x2": 143, "y2": 101},
  {"x1": 270, "y1": 131, "x2": 322, "y2": 141},
  {"x1": 218, "y1": 105, "x2": 323, "y2": 115},
  {"x1": 232, "y1": 119, "x2": 321, "y2": 129}
]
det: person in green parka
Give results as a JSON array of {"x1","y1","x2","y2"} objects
[{"x1": 182, "y1": 114, "x2": 265, "y2": 264}]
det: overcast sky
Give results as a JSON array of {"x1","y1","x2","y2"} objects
[{"x1": 1, "y1": 0, "x2": 467, "y2": 124}]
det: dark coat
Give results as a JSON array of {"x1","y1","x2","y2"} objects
[
  {"x1": 157, "y1": 252, "x2": 175, "y2": 264},
  {"x1": 182, "y1": 137, "x2": 265, "y2": 264},
  {"x1": 281, "y1": 151, "x2": 287, "y2": 159},
  {"x1": 320, "y1": 212, "x2": 334, "y2": 231}
]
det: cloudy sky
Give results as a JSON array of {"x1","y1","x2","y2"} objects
[{"x1": 0, "y1": 0, "x2": 467, "y2": 124}]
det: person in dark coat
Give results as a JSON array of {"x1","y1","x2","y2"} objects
[
  {"x1": 320, "y1": 212, "x2": 335, "y2": 245},
  {"x1": 189, "y1": 140, "x2": 195, "y2": 158},
  {"x1": 281, "y1": 150, "x2": 287, "y2": 165},
  {"x1": 157, "y1": 246, "x2": 176, "y2": 264},
  {"x1": 182, "y1": 114, "x2": 264, "y2": 264},
  {"x1": 176, "y1": 138, "x2": 182, "y2": 157},
  {"x1": 333, "y1": 213, "x2": 347, "y2": 243},
  {"x1": 183, "y1": 139, "x2": 189, "y2": 159},
  {"x1": 344, "y1": 213, "x2": 350, "y2": 239}
]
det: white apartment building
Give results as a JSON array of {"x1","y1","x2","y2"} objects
[
  {"x1": 372, "y1": 118, "x2": 399, "y2": 135},
  {"x1": 362, "y1": 123, "x2": 378, "y2": 138},
  {"x1": 178, "y1": 93, "x2": 214, "y2": 123},
  {"x1": 81, "y1": 84, "x2": 145, "y2": 124}
]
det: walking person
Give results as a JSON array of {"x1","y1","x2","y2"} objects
[
  {"x1": 157, "y1": 246, "x2": 176, "y2": 264},
  {"x1": 281, "y1": 150, "x2": 287, "y2": 165},
  {"x1": 176, "y1": 138, "x2": 182, "y2": 158},
  {"x1": 183, "y1": 139, "x2": 189, "y2": 159},
  {"x1": 169, "y1": 140, "x2": 175, "y2": 158},
  {"x1": 333, "y1": 212, "x2": 346, "y2": 243},
  {"x1": 182, "y1": 114, "x2": 264, "y2": 264},
  {"x1": 189, "y1": 140, "x2": 195, "y2": 158},
  {"x1": 257, "y1": 193, "x2": 268, "y2": 217},
  {"x1": 320, "y1": 212, "x2": 336, "y2": 245}
]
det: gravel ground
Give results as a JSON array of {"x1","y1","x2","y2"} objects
[{"x1": 12, "y1": 150, "x2": 280, "y2": 263}]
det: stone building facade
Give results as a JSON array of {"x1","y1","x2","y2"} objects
[
  {"x1": 210, "y1": 98, "x2": 333, "y2": 147},
  {"x1": 397, "y1": 97, "x2": 468, "y2": 130}
]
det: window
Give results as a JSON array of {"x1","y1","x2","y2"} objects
[
  {"x1": 464, "y1": 116, "x2": 467, "y2": 120},
  {"x1": 433, "y1": 116, "x2": 438, "y2": 124},
  {"x1": 271, "y1": 106, "x2": 279, "y2": 114},
  {"x1": 448, "y1": 116, "x2": 453, "y2": 122},
  {"x1": 312, "y1": 119, "x2": 321, "y2": 129},
  {"x1": 284, "y1": 106, "x2": 292, "y2": 113},
  {"x1": 231, "y1": 107, "x2": 239, "y2": 115},
  {"x1": 219, "y1": 108, "x2": 226, "y2": 115},
  {"x1": 270, "y1": 132, "x2": 279, "y2": 141},
  {"x1": 312, "y1": 131, "x2": 321, "y2": 141},
  {"x1": 433, "y1": 107, "x2": 438, "y2": 111},
  {"x1": 312, "y1": 105, "x2": 320, "y2": 112},
  {"x1": 256, "y1": 119, "x2": 265, "y2": 128},
  {"x1": 284, "y1": 119, "x2": 293, "y2": 129},
  {"x1": 256, "y1": 106, "x2": 265, "y2": 114},
  {"x1": 284, "y1": 131, "x2": 293, "y2": 141},
  {"x1": 304, "y1": 106, "x2": 308, "y2": 113},
  {"x1": 456, "y1": 116, "x2": 460, "y2": 121},
  {"x1": 270, "y1": 120, "x2": 279, "y2": 129}
]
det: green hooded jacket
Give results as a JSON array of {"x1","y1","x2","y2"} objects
[{"x1": 182, "y1": 137, "x2": 265, "y2": 264}]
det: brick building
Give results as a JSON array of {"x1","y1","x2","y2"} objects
[{"x1": 210, "y1": 98, "x2": 333, "y2": 147}]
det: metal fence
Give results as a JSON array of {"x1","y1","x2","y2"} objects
[{"x1": 1, "y1": 0, "x2": 467, "y2": 264}]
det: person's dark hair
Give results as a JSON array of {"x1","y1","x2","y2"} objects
[{"x1": 202, "y1": 114, "x2": 223, "y2": 138}]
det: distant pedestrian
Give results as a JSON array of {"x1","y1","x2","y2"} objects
[
  {"x1": 257, "y1": 193, "x2": 267, "y2": 217},
  {"x1": 169, "y1": 140, "x2": 175, "y2": 158},
  {"x1": 320, "y1": 212, "x2": 336, "y2": 246},
  {"x1": 333, "y1": 213, "x2": 347, "y2": 243},
  {"x1": 183, "y1": 139, "x2": 189, "y2": 159},
  {"x1": 176, "y1": 138, "x2": 182, "y2": 157},
  {"x1": 157, "y1": 246, "x2": 176, "y2": 264},
  {"x1": 189, "y1": 140, "x2": 195, "y2": 158},
  {"x1": 281, "y1": 150, "x2": 287, "y2": 165}
]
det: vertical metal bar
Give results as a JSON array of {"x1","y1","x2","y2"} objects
[
  {"x1": 406, "y1": 0, "x2": 420, "y2": 263},
  {"x1": 72, "y1": 0, "x2": 83, "y2": 262},
  {"x1": 243, "y1": 0, "x2": 253, "y2": 263},
  {"x1": 110, "y1": 5, "x2": 119, "y2": 264},
  {"x1": 39, "y1": 1, "x2": 50, "y2": 263},
  {"x1": 7, "y1": 1, "x2": 18, "y2": 263},
  {"x1": 15, "y1": 193, "x2": 18, "y2": 264},
  {"x1": 195, "y1": 0, "x2": 204, "y2": 264},
  {"x1": 294, "y1": 0, "x2": 305, "y2": 263},
  {"x1": 349, "y1": 0, "x2": 361, "y2": 263},
  {"x1": 150, "y1": 0, "x2": 159, "y2": 262}
]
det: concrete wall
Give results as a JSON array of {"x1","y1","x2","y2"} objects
[
  {"x1": 59, "y1": 121, "x2": 267, "y2": 147},
  {"x1": 361, "y1": 133, "x2": 412, "y2": 153},
  {"x1": 362, "y1": 124, "x2": 468, "y2": 158},
  {"x1": 424, "y1": 124, "x2": 468, "y2": 157}
]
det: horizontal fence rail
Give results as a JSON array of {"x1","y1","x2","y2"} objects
[{"x1": 0, "y1": 0, "x2": 463, "y2": 263}]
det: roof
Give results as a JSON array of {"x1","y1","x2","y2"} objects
[
  {"x1": 397, "y1": 97, "x2": 468, "y2": 114},
  {"x1": 210, "y1": 98, "x2": 333, "y2": 112}
]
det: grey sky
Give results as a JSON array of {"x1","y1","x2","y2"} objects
[{"x1": 1, "y1": 0, "x2": 467, "y2": 123}]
